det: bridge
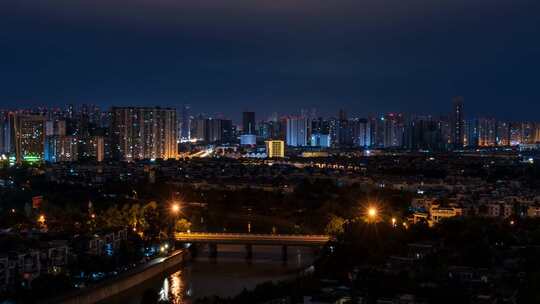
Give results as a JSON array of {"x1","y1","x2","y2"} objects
[{"x1": 175, "y1": 232, "x2": 331, "y2": 260}]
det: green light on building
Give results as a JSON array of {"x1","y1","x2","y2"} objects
[{"x1": 23, "y1": 154, "x2": 42, "y2": 164}]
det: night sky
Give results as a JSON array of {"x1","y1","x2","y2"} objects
[{"x1": 1, "y1": 0, "x2": 539, "y2": 121}]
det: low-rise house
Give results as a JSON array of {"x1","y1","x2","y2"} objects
[
  {"x1": 40, "y1": 240, "x2": 69, "y2": 274},
  {"x1": 429, "y1": 204, "x2": 462, "y2": 225},
  {"x1": 527, "y1": 205, "x2": 540, "y2": 217},
  {"x1": 87, "y1": 228, "x2": 128, "y2": 256}
]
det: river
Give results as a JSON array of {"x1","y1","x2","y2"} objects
[{"x1": 102, "y1": 244, "x2": 316, "y2": 304}]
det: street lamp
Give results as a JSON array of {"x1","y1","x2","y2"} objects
[
  {"x1": 391, "y1": 217, "x2": 397, "y2": 227},
  {"x1": 367, "y1": 206, "x2": 377, "y2": 218},
  {"x1": 169, "y1": 201, "x2": 182, "y2": 249},
  {"x1": 171, "y1": 202, "x2": 181, "y2": 214},
  {"x1": 364, "y1": 206, "x2": 379, "y2": 223}
]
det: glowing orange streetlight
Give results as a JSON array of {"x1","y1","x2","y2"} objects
[
  {"x1": 171, "y1": 202, "x2": 181, "y2": 214},
  {"x1": 367, "y1": 206, "x2": 378, "y2": 218},
  {"x1": 365, "y1": 206, "x2": 379, "y2": 223}
]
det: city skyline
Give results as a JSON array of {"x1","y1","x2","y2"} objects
[
  {"x1": 2, "y1": 1, "x2": 540, "y2": 303},
  {"x1": 0, "y1": 98, "x2": 538, "y2": 124}
]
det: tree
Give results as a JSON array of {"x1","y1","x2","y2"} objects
[
  {"x1": 101, "y1": 205, "x2": 124, "y2": 228},
  {"x1": 325, "y1": 214, "x2": 346, "y2": 236},
  {"x1": 142, "y1": 201, "x2": 161, "y2": 237},
  {"x1": 175, "y1": 219, "x2": 192, "y2": 232}
]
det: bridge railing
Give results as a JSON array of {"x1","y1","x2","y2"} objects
[{"x1": 175, "y1": 232, "x2": 330, "y2": 239}]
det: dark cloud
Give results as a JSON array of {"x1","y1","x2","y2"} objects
[{"x1": 0, "y1": 0, "x2": 539, "y2": 120}]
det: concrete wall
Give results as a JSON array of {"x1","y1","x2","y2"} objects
[{"x1": 44, "y1": 250, "x2": 186, "y2": 304}]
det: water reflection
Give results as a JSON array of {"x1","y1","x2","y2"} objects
[
  {"x1": 113, "y1": 246, "x2": 315, "y2": 303},
  {"x1": 158, "y1": 269, "x2": 189, "y2": 304}
]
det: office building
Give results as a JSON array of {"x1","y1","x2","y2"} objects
[
  {"x1": 265, "y1": 140, "x2": 285, "y2": 158},
  {"x1": 286, "y1": 117, "x2": 308, "y2": 147}
]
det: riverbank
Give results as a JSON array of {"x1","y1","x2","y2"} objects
[
  {"x1": 43, "y1": 250, "x2": 187, "y2": 304},
  {"x1": 104, "y1": 245, "x2": 317, "y2": 303}
]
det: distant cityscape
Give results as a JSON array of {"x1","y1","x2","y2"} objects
[
  {"x1": 1, "y1": 97, "x2": 539, "y2": 165},
  {"x1": 2, "y1": 99, "x2": 540, "y2": 303}
]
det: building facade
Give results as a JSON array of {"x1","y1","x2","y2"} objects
[
  {"x1": 286, "y1": 117, "x2": 308, "y2": 147},
  {"x1": 111, "y1": 107, "x2": 177, "y2": 161},
  {"x1": 265, "y1": 140, "x2": 285, "y2": 158}
]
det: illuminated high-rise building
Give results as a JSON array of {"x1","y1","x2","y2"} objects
[
  {"x1": 111, "y1": 107, "x2": 177, "y2": 161},
  {"x1": 477, "y1": 118, "x2": 497, "y2": 147},
  {"x1": 510, "y1": 123, "x2": 522, "y2": 146},
  {"x1": 368, "y1": 116, "x2": 384, "y2": 148},
  {"x1": 310, "y1": 133, "x2": 331, "y2": 147},
  {"x1": 12, "y1": 114, "x2": 47, "y2": 163},
  {"x1": 265, "y1": 140, "x2": 285, "y2": 158},
  {"x1": 451, "y1": 96, "x2": 465, "y2": 148},
  {"x1": 180, "y1": 105, "x2": 191, "y2": 142},
  {"x1": 286, "y1": 117, "x2": 308, "y2": 147},
  {"x1": 496, "y1": 121, "x2": 510, "y2": 146},
  {"x1": 367, "y1": 114, "x2": 404, "y2": 148},
  {"x1": 521, "y1": 122, "x2": 536, "y2": 144},
  {"x1": 87, "y1": 136, "x2": 105, "y2": 162},
  {"x1": 355, "y1": 118, "x2": 371, "y2": 148},
  {"x1": 44, "y1": 135, "x2": 78, "y2": 162},
  {"x1": 464, "y1": 119, "x2": 478, "y2": 147},
  {"x1": 382, "y1": 113, "x2": 404, "y2": 148}
]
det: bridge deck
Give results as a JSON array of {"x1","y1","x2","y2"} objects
[{"x1": 175, "y1": 232, "x2": 330, "y2": 246}]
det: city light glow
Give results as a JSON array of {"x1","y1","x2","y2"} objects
[
  {"x1": 367, "y1": 207, "x2": 377, "y2": 218},
  {"x1": 171, "y1": 203, "x2": 181, "y2": 214}
]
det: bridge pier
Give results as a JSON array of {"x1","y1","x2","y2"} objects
[
  {"x1": 209, "y1": 243, "x2": 218, "y2": 259},
  {"x1": 281, "y1": 245, "x2": 288, "y2": 263},
  {"x1": 245, "y1": 244, "x2": 253, "y2": 260},
  {"x1": 188, "y1": 243, "x2": 199, "y2": 259}
]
